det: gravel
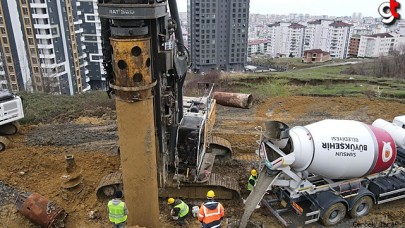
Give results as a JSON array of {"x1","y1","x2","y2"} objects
[{"x1": 0, "y1": 181, "x2": 18, "y2": 206}]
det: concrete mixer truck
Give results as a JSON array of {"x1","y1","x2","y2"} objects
[{"x1": 240, "y1": 116, "x2": 405, "y2": 227}]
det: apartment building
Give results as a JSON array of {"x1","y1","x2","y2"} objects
[
  {"x1": 358, "y1": 33, "x2": 405, "y2": 57},
  {"x1": 0, "y1": 0, "x2": 43, "y2": 92},
  {"x1": 247, "y1": 39, "x2": 269, "y2": 57},
  {"x1": 77, "y1": 1, "x2": 106, "y2": 90},
  {"x1": 267, "y1": 22, "x2": 306, "y2": 58},
  {"x1": 0, "y1": 0, "x2": 91, "y2": 94},
  {"x1": 188, "y1": 0, "x2": 250, "y2": 73},
  {"x1": 326, "y1": 21, "x2": 353, "y2": 58},
  {"x1": 348, "y1": 36, "x2": 361, "y2": 58},
  {"x1": 304, "y1": 19, "x2": 331, "y2": 51},
  {"x1": 30, "y1": 0, "x2": 90, "y2": 94}
]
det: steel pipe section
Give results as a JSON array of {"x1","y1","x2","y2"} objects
[
  {"x1": 15, "y1": 192, "x2": 67, "y2": 228},
  {"x1": 213, "y1": 92, "x2": 253, "y2": 109}
]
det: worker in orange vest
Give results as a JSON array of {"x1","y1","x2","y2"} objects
[{"x1": 198, "y1": 190, "x2": 225, "y2": 228}]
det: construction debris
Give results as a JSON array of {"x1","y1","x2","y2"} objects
[
  {"x1": 213, "y1": 92, "x2": 253, "y2": 109},
  {"x1": 15, "y1": 192, "x2": 67, "y2": 228}
]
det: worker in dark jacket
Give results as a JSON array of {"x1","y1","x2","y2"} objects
[
  {"x1": 198, "y1": 190, "x2": 225, "y2": 228},
  {"x1": 168, "y1": 197, "x2": 190, "y2": 226},
  {"x1": 247, "y1": 169, "x2": 258, "y2": 192}
]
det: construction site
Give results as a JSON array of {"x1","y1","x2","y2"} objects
[
  {"x1": 0, "y1": 93, "x2": 405, "y2": 227},
  {"x1": 1, "y1": 1, "x2": 405, "y2": 227}
]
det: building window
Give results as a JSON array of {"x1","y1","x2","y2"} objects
[{"x1": 23, "y1": 7, "x2": 29, "y2": 15}]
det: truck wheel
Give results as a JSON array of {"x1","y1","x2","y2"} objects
[
  {"x1": 321, "y1": 202, "x2": 346, "y2": 226},
  {"x1": 349, "y1": 196, "x2": 373, "y2": 218}
]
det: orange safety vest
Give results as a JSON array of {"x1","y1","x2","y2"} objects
[{"x1": 198, "y1": 201, "x2": 224, "y2": 228}]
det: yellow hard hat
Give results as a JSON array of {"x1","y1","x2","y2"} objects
[
  {"x1": 167, "y1": 198, "x2": 175, "y2": 205},
  {"x1": 251, "y1": 169, "x2": 257, "y2": 176},
  {"x1": 207, "y1": 190, "x2": 215, "y2": 198}
]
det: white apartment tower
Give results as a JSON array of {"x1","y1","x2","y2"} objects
[
  {"x1": 358, "y1": 33, "x2": 405, "y2": 57},
  {"x1": 304, "y1": 19, "x2": 331, "y2": 52},
  {"x1": 326, "y1": 21, "x2": 353, "y2": 58},
  {"x1": 267, "y1": 22, "x2": 306, "y2": 58}
]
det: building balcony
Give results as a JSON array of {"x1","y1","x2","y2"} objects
[
  {"x1": 83, "y1": 83, "x2": 91, "y2": 92},
  {"x1": 30, "y1": 3, "x2": 47, "y2": 8},
  {"x1": 41, "y1": 63, "x2": 57, "y2": 68},
  {"x1": 34, "y1": 23, "x2": 51, "y2": 29},
  {"x1": 75, "y1": 28, "x2": 84, "y2": 34},
  {"x1": 37, "y1": 43, "x2": 53, "y2": 49},
  {"x1": 0, "y1": 71, "x2": 5, "y2": 75},
  {"x1": 86, "y1": 76, "x2": 90, "y2": 82},
  {"x1": 74, "y1": 20, "x2": 83, "y2": 25},
  {"x1": 76, "y1": 2, "x2": 80, "y2": 6},
  {"x1": 39, "y1": 53, "x2": 56, "y2": 58},
  {"x1": 36, "y1": 34, "x2": 54, "y2": 39},
  {"x1": 32, "y1": 13, "x2": 49, "y2": 19},
  {"x1": 82, "y1": 45, "x2": 86, "y2": 50},
  {"x1": 77, "y1": 11, "x2": 82, "y2": 16},
  {"x1": 85, "y1": 69, "x2": 89, "y2": 75}
]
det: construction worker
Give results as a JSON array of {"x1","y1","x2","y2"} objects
[
  {"x1": 247, "y1": 169, "x2": 258, "y2": 192},
  {"x1": 168, "y1": 197, "x2": 190, "y2": 226},
  {"x1": 107, "y1": 191, "x2": 128, "y2": 228},
  {"x1": 198, "y1": 190, "x2": 225, "y2": 228}
]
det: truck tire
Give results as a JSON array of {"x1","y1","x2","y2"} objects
[
  {"x1": 349, "y1": 196, "x2": 373, "y2": 218},
  {"x1": 320, "y1": 202, "x2": 346, "y2": 226}
]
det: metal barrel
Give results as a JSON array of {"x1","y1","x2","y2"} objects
[{"x1": 212, "y1": 92, "x2": 253, "y2": 109}]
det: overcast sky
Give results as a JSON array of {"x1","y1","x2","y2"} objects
[{"x1": 176, "y1": 0, "x2": 395, "y2": 17}]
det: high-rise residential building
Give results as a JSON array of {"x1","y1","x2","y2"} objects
[
  {"x1": 0, "y1": 0, "x2": 93, "y2": 95},
  {"x1": 348, "y1": 36, "x2": 361, "y2": 57},
  {"x1": 267, "y1": 22, "x2": 306, "y2": 58},
  {"x1": 188, "y1": 0, "x2": 250, "y2": 73},
  {"x1": 304, "y1": 19, "x2": 332, "y2": 52},
  {"x1": 327, "y1": 21, "x2": 353, "y2": 58},
  {"x1": 303, "y1": 20, "x2": 353, "y2": 59},
  {"x1": 358, "y1": 33, "x2": 405, "y2": 57},
  {"x1": 77, "y1": 1, "x2": 106, "y2": 90},
  {"x1": 0, "y1": 0, "x2": 43, "y2": 92}
]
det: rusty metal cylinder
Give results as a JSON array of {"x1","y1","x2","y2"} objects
[
  {"x1": 15, "y1": 192, "x2": 67, "y2": 228},
  {"x1": 110, "y1": 38, "x2": 153, "y2": 102},
  {"x1": 213, "y1": 92, "x2": 253, "y2": 109}
]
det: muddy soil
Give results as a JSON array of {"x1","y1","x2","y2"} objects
[{"x1": 1, "y1": 96, "x2": 405, "y2": 227}]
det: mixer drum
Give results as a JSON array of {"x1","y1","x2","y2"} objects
[{"x1": 289, "y1": 120, "x2": 397, "y2": 179}]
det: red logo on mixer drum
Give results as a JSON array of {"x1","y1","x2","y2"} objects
[{"x1": 379, "y1": 0, "x2": 401, "y2": 25}]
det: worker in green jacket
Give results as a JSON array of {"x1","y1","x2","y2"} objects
[
  {"x1": 247, "y1": 169, "x2": 258, "y2": 192},
  {"x1": 168, "y1": 197, "x2": 190, "y2": 226},
  {"x1": 107, "y1": 191, "x2": 128, "y2": 228}
]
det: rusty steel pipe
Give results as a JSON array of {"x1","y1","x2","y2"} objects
[
  {"x1": 213, "y1": 92, "x2": 254, "y2": 109},
  {"x1": 15, "y1": 192, "x2": 67, "y2": 228}
]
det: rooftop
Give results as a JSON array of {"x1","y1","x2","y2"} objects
[
  {"x1": 329, "y1": 21, "x2": 353, "y2": 27},
  {"x1": 304, "y1": 49, "x2": 330, "y2": 54}
]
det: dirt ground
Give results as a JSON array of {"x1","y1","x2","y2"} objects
[{"x1": 1, "y1": 96, "x2": 405, "y2": 227}]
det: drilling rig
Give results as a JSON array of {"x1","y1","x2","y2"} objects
[{"x1": 97, "y1": 0, "x2": 238, "y2": 226}]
